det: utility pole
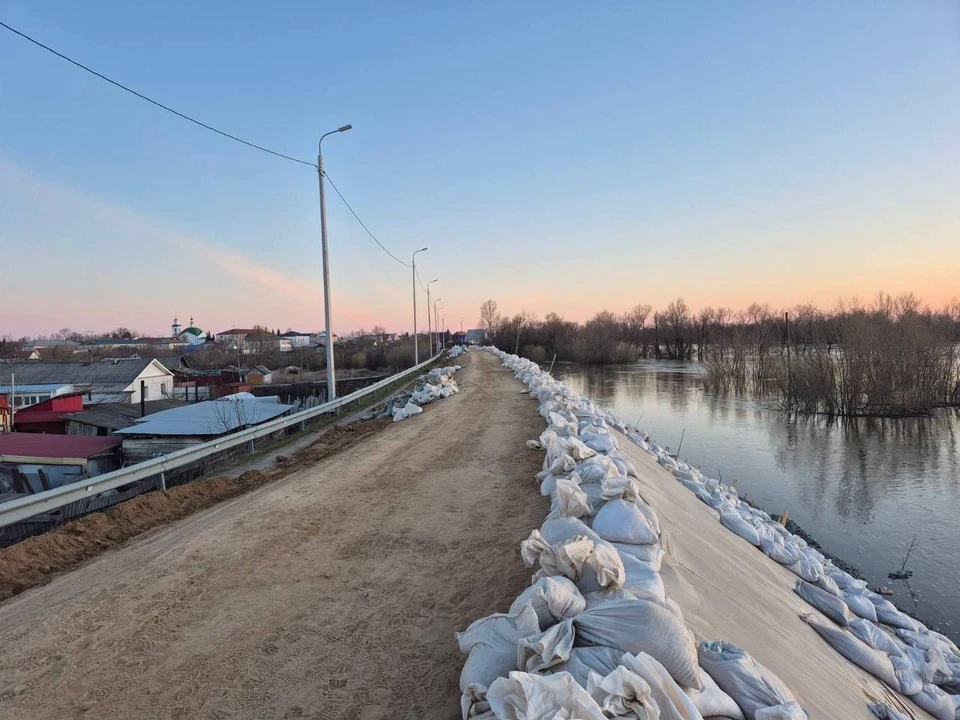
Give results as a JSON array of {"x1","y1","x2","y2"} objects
[
  {"x1": 434, "y1": 299, "x2": 442, "y2": 356},
  {"x1": 412, "y1": 248, "x2": 428, "y2": 365},
  {"x1": 317, "y1": 123, "x2": 352, "y2": 401}
]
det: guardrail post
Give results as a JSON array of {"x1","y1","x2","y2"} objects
[
  {"x1": 159, "y1": 471, "x2": 167, "y2": 492},
  {"x1": 248, "y1": 440, "x2": 256, "y2": 455}
]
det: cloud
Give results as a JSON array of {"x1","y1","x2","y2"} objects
[{"x1": 174, "y1": 235, "x2": 319, "y2": 306}]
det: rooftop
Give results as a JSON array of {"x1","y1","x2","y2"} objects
[
  {"x1": 66, "y1": 399, "x2": 187, "y2": 431},
  {"x1": 115, "y1": 394, "x2": 294, "y2": 437},
  {"x1": 0, "y1": 434, "x2": 121, "y2": 461},
  {"x1": 0, "y1": 359, "x2": 172, "y2": 387}
]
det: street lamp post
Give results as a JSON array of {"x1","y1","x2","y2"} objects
[
  {"x1": 412, "y1": 247, "x2": 428, "y2": 365},
  {"x1": 317, "y1": 123, "x2": 352, "y2": 401},
  {"x1": 433, "y1": 299, "x2": 442, "y2": 356},
  {"x1": 426, "y1": 280, "x2": 438, "y2": 355},
  {"x1": 442, "y1": 313, "x2": 447, "y2": 351}
]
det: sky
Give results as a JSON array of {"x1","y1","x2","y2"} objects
[{"x1": 1, "y1": 2, "x2": 959, "y2": 338}]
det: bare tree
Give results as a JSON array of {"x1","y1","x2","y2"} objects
[{"x1": 479, "y1": 300, "x2": 501, "y2": 334}]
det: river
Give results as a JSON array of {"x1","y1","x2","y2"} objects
[{"x1": 551, "y1": 360, "x2": 960, "y2": 639}]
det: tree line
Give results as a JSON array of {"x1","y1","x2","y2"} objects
[{"x1": 479, "y1": 294, "x2": 960, "y2": 416}]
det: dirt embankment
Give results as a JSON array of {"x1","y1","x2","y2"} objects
[{"x1": 0, "y1": 419, "x2": 390, "y2": 601}]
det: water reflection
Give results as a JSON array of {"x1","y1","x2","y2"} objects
[{"x1": 552, "y1": 361, "x2": 960, "y2": 637}]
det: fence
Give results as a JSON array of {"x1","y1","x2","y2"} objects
[{"x1": 0, "y1": 353, "x2": 443, "y2": 542}]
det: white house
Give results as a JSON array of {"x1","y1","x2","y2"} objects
[
  {"x1": 0, "y1": 358, "x2": 175, "y2": 405},
  {"x1": 176, "y1": 316, "x2": 206, "y2": 346},
  {"x1": 281, "y1": 331, "x2": 313, "y2": 348}
]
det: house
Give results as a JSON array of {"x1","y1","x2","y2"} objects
[
  {"x1": 217, "y1": 328, "x2": 257, "y2": 348},
  {"x1": 0, "y1": 359, "x2": 175, "y2": 405},
  {"x1": 246, "y1": 366, "x2": 273, "y2": 385},
  {"x1": 0, "y1": 382, "x2": 75, "y2": 409},
  {"x1": 10, "y1": 393, "x2": 84, "y2": 434},
  {"x1": 0, "y1": 434, "x2": 122, "y2": 496},
  {"x1": 0, "y1": 397, "x2": 9, "y2": 433},
  {"x1": 465, "y1": 329, "x2": 487, "y2": 345},
  {"x1": 0, "y1": 349, "x2": 41, "y2": 362},
  {"x1": 65, "y1": 399, "x2": 186, "y2": 436},
  {"x1": 281, "y1": 331, "x2": 313, "y2": 348},
  {"x1": 245, "y1": 334, "x2": 293, "y2": 353},
  {"x1": 115, "y1": 393, "x2": 294, "y2": 464},
  {"x1": 312, "y1": 331, "x2": 339, "y2": 346}
]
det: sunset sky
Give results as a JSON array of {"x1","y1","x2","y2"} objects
[{"x1": 1, "y1": 2, "x2": 958, "y2": 338}]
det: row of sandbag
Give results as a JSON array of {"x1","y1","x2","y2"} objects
[
  {"x1": 392, "y1": 363, "x2": 462, "y2": 421},
  {"x1": 639, "y1": 440, "x2": 960, "y2": 719},
  {"x1": 456, "y1": 347, "x2": 808, "y2": 720},
  {"x1": 449, "y1": 344, "x2": 468, "y2": 358}
]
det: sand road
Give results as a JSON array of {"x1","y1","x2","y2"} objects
[{"x1": 0, "y1": 351, "x2": 547, "y2": 720}]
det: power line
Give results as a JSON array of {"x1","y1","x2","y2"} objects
[
  {"x1": 0, "y1": 20, "x2": 317, "y2": 168},
  {"x1": 323, "y1": 172, "x2": 411, "y2": 268}
]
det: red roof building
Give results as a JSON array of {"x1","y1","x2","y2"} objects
[
  {"x1": 12, "y1": 394, "x2": 84, "y2": 434},
  {"x1": 0, "y1": 397, "x2": 10, "y2": 433},
  {"x1": 0, "y1": 433, "x2": 121, "y2": 462}
]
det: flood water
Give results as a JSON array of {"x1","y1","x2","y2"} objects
[{"x1": 552, "y1": 360, "x2": 960, "y2": 639}]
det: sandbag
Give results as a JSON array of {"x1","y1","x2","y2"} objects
[
  {"x1": 583, "y1": 588, "x2": 642, "y2": 608},
  {"x1": 755, "y1": 703, "x2": 807, "y2": 719},
  {"x1": 842, "y1": 591, "x2": 878, "y2": 622},
  {"x1": 875, "y1": 605, "x2": 921, "y2": 633},
  {"x1": 909, "y1": 683, "x2": 955, "y2": 720},
  {"x1": 540, "y1": 516, "x2": 603, "y2": 546},
  {"x1": 518, "y1": 619, "x2": 576, "y2": 673},
  {"x1": 581, "y1": 553, "x2": 664, "y2": 603},
  {"x1": 613, "y1": 542, "x2": 666, "y2": 572},
  {"x1": 794, "y1": 581, "x2": 853, "y2": 626},
  {"x1": 619, "y1": 652, "x2": 704, "y2": 719},
  {"x1": 554, "y1": 477, "x2": 593, "y2": 519},
  {"x1": 536, "y1": 536, "x2": 596, "y2": 582},
  {"x1": 759, "y1": 536, "x2": 801, "y2": 566},
  {"x1": 848, "y1": 618, "x2": 903, "y2": 657},
  {"x1": 891, "y1": 654, "x2": 922, "y2": 695},
  {"x1": 816, "y1": 574, "x2": 841, "y2": 597},
  {"x1": 578, "y1": 456, "x2": 621, "y2": 484},
  {"x1": 601, "y1": 475, "x2": 641, "y2": 503},
  {"x1": 574, "y1": 599, "x2": 702, "y2": 690},
  {"x1": 456, "y1": 604, "x2": 540, "y2": 691},
  {"x1": 549, "y1": 646, "x2": 625, "y2": 689},
  {"x1": 583, "y1": 540, "x2": 626, "y2": 591},
  {"x1": 509, "y1": 576, "x2": 587, "y2": 628},
  {"x1": 786, "y1": 555, "x2": 823, "y2": 583},
  {"x1": 801, "y1": 617, "x2": 899, "y2": 690},
  {"x1": 592, "y1": 499, "x2": 659, "y2": 545},
  {"x1": 486, "y1": 671, "x2": 607, "y2": 720},
  {"x1": 719, "y1": 512, "x2": 762, "y2": 546},
  {"x1": 636, "y1": 500, "x2": 662, "y2": 537},
  {"x1": 698, "y1": 640, "x2": 798, "y2": 720},
  {"x1": 585, "y1": 666, "x2": 660, "y2": 719},
  {"x1": 685, "y1": 668, "x2": 746, "y2": 720}
]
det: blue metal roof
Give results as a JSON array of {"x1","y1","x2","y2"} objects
[{"x1": 115, "y1": 394, "x2": 294, "y2": 436}]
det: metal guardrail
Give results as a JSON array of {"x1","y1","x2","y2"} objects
[{"x1": 0, "y1": 353, "x2": 444, "y2": 528}]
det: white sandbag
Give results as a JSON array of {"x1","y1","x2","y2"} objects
[
  {"x1": 909, "y1": 683, "x2": 955, "y2": 720},
  {"x1": 719, "y1": 512, "x2": 762, "y2": 546},
  {"x1": 583, "y1": 540, "x2": 626, "y2": 591},
  {"x1": 698, "y1": 640, "x2": 798, "y2": 720},
  {"x1": 685, "y1": 668, "x2": 746, "y2": 720},
  {"x1": 583, "y1": 588, "x2": 642, "y2": 609},
  {"x1": 636, "y1": 500, "x2": 662, "y2": 537},
  {"x1": 592, "y1": 499, "x2": 659, "y2": 545},
  {"x1": 402, "y1": 400, "x2": 422, "y2": 416},
  {"x1": 554, "y1": 477, "x2": 593, "y2": 518},
  {"x1": 549, "y1": 646, "x2": 625, "y2": 689},
  {"x1": 830, "y1": 571, "x2": 868, "y2": 592},
  {"x1": 509, "y1": 576, "x2": 586, "y2": 628},
  {"x1": 540, "y1": 516, "x2": 603, "y2": 546},
  {"x1": 901, "y1": 644, "x2": 951, "y2": 685},
  {"x1": 520, "y1": 529, "x2": 550, "y2": 567},
  {"x1": 875, "y1": 605, "x2": 921, "y2": 632},
  {"x1": 759, "y1": 536, "x2": 801, "y2": 566},
  {"x1": 620, "y1": 554, "x2": 666, "y2": 604},
  {"x1": 537, "y1": 536, "x2": 596, "y2": 582},
  {"x1": 816, "y1": 574, "x2": 841, "y2": 597},
  {"x1": 801, "y1": 617, "x2": 899, "y2": 690},
  {"x1": 518, "y1": 619, "x2": 576, "y2": 673},
  {"x1": 619, "y1": 652, "x2": 704, "y2": 720},
  {"x1": 460, "y1": 684, "x2": 494, "y2": 720},
  {"x1": 456, "y1": 604, "x2": 540, "y2": 691},
  {"x1": 842, "y1": 591, "x2": 878, "y2": 622},
  {"x1": 755, "y1": 703, "x2": 807, "y2": 719},
  {"x1": 578, "y1": 456, "x2": 622, "y2": 484},
  {"x1": 601, "y1": 475, "x2": 641, "y2": 503},
  {"x1": 574, "y1": 599, "x2": 702, "y2": 690},
  {"x1": 486, "y1": 671, "x2": 607, "y2": 720},
  {"x1": 585, "y1": 666, "x2": 660, "y2": 719},
  {"x1": 794, "y1": 580, "x2": 853, "y2": 626},
  {"x1": 786, "y1": 555, "x2": 823, "y2": 583},
  {"x1": 613, "y1": 542, "x2": 666, "y2": 571},
  {"x1": 891, "y1": 654, "x2": 923, "y2": 695},
  {"x1": 848, "y1": 618, "x2": 903, "y2": 656},
  {"x1": 582, "y1": 432, "x2": 618, "y2": 455}
]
